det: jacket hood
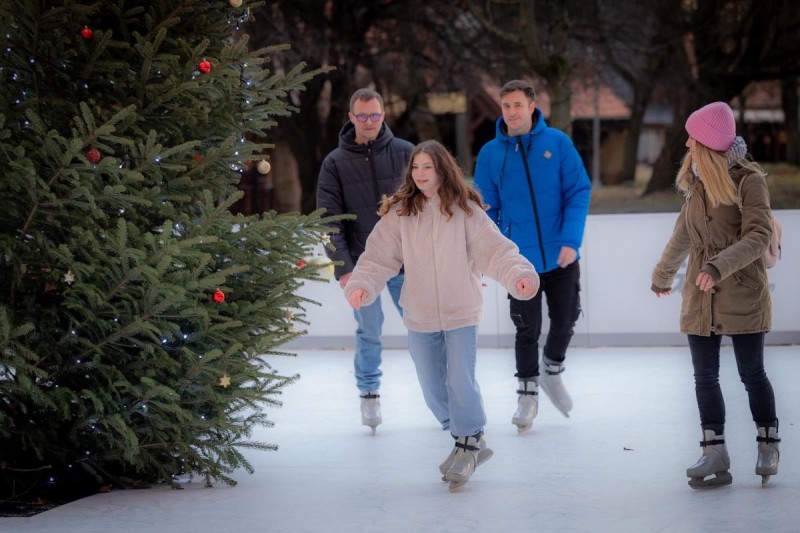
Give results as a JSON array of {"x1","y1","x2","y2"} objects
[
  {"x1": 495, "y1": 108, "x2": 547, "y2": 145},
  {"x1": 338, "y1": 121, "x2": 395, "y2": 152}
]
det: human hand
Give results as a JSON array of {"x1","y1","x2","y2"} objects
[
  {"x1": 557, "y1": 247, "x2": 577, "y2": 268},
  {"x1": 339, "y1": 271, "x2": 352, "y2": 290},
  {"x1": 695, "y1": 271, "x2": 714, "y2": 293},
  {"x1": 516, "y1": 278, "x2": 539, "y2": 299},
  {"x1": 655, "y1": 289, "x2": 672, "y2": 298},
  {"x1": 348, "y1": 288, "x2": 368, "y2": 310}
]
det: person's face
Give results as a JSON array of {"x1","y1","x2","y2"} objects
[
  {"x1": 411, "y1": 152, "x2": 441, "y2": 198},
  {"x1": 501, "y1": 90, "x2": 536, "y2": 136},
  {"x1": 686, "y1": 136, "x2": 697, "y2": 154},
  {"x1": 349, "y1": 98, "x2": 385, "y2": 144}
]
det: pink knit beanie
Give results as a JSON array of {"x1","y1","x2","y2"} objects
[{"x1": 685, "y1": 102, "x2": 736, "y2": 152}]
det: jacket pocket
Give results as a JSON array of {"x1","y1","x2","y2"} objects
[{"x1": 732, "y1": 270, "x2": 759, "y2": 290}]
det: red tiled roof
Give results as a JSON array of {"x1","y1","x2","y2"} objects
[{"x1": 480, "y1": 79, "x2": 630, "y2": 120}]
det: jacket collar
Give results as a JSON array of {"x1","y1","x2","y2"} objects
[
  {"x1": 495, "y1": 107, "x2": 547, "y2": 145},
  {"x1": 338, "y1": 121, "x2": 395, "y2": 153}
]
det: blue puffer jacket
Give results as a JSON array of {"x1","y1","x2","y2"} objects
[{"x1": 473, "y1": 109, "x2": 591, "y2": 273}]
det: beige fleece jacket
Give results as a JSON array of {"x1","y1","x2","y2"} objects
[{"x1": 344, "y1": 195, "x2": 539, "y2": 333}]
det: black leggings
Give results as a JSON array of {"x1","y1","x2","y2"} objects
[{"x1": 687, "y1": 332, "x2": 777, "y2": 434}]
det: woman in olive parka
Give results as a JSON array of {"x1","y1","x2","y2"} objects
[{"x1": 652, "y1": 102, "x2": 780, "y2": 490}]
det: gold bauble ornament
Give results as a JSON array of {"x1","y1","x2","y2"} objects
[
  {"x1": 257, "y1": 160, "x2": 271, "y2": 174},
  {"x1": 230, "y1": 0, "x2": 243, "y2": 7}
]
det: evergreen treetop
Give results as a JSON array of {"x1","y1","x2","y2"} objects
[{"x1": 0, "y1": 0, "x2": 336, "y2": 506}]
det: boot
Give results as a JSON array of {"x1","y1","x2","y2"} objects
[
  {"x1": 686, "y1": 429, "x2": 732, "y2": 489},
  {"x1": 439, "y1": 434, "x2": 493, "y2": 478},
  {"x1": 756, "y1": 424, "x2": 780, "y2": 487},
  {"x1": 539, "y1": 356, "x2": 572, "y2": 417},
  {"x1": 511, "y1": 379, "x2": 538, "y2": 433},
  {"x1": 443, "y1": 435, "x2": 483, "y2": 491},
  {"x1": 360, "y1": 391, "x2": 381, "y2": 434}
]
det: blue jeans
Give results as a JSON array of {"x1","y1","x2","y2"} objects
[
  {"x1": 407, "y1": 325, "x2": 486, "y2": 437},
  {"x1": 354, "y1": 273, "x2": 404, "y2": 393}
]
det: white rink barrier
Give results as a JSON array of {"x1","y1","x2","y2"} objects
[{"x1": 284, "y1": 210, "x2": 800, "y2": 349}]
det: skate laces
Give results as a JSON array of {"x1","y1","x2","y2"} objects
[{"x1": 454, "y1": 438, "x2": 479, "y2": 453}]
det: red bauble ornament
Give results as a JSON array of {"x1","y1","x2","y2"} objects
[
  {"x1": 198, "y1": 59, "x2": 212, "y2": 74},
  {"x1": 296, "y1": 259, "x2": 306, "y2": 269},
  {"x1": 212, "y1": 289, "x2": 226, "y2": 303},
  {"x1": 87, "y1": 148, "x2": 101, "y2": 164},
  {"x1": 80, "y1": 26, "x2": 93, "y2": 40}
]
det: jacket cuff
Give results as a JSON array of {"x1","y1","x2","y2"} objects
[
  {"x1": 651, "y1": 270, "x2": 673, "y2": 291},
  {"x1": 702, "y1": 264, "x2": 721, "y2": 282},
  {"x1": 651, "y1": 283, "x2": 670, "y2": 295}
]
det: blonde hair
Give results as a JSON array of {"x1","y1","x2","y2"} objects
[
  {"x1": 675, "y1": 142, "x2": 765, "y2": 208},
  {"x1": 378, "y1": 140, "x2": 486, "y2": 218}
]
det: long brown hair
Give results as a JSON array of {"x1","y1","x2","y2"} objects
[
  {"x1": 675, "y1": 141, "x2": 765, "y2": 208},
  {"x1": 378, "y1": 140, "x2": 486, "y2": 219}
]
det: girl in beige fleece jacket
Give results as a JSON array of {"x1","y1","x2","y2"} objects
[{"x1": 345, "y1": 140, "x2": 538, "y2": 490}]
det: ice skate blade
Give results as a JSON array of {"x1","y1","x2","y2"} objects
[
  {"x1": 448, "y1": 480, "x2": 467, "y2": 491},
  {"x1": 688, "y1": 471, "x2": 732, "y2": 489},
  {"x1": 362, "y1": 418, "x2": 381, "y2": 432},
  {"x1": 514, "y1": 422, "x2": 532, "y2": 434},
  {"x1": 444, "y1": 473, "x2": 469, "y2": 491},
  {"x1": 440, "y1": 448, "x2": 493, "y2": 479},
  {"x1": 761, "y1": 475, "x2": 772, "y2": 487}
]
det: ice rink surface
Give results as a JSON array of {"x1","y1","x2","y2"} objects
[{"x1": 4, "y1": 345, "x2": 799, "y2": 533}]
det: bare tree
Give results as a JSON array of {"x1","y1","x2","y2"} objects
[
  {"x1": 782, "y1": 76, "x2": 799, "y2": 166},
  {"x1": 645, "y1": 0, "x2": 800, "y2": 194},
  {"x1": 462, "y1": 0, "x2": 578, "y2": 133}
]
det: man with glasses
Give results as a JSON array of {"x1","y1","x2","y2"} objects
[{"x1": 317, "y1": 88, "x2": 413, "y2": 433}]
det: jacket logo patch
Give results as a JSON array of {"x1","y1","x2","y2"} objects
[{"x1": 543, "y1": 150, "x2": 552, "y2": 159}]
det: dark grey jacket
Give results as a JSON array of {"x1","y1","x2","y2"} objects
[{"x1": 316, "y1": 122, "x2": 413, "y2": 279}]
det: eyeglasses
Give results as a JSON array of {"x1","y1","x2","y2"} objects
[{"x1": 352, "y1": 112, "x2": 383, "y2": 123}]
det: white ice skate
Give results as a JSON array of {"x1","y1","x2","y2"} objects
[
  {"x1": 439, "y1": 435, "x2": 493, "y2": 480},
  {"x1": 756, "y1": 425, "x2": 780, "y2": 487},
  {"x1": 539, "y1": 357, "x2": 572, "y2": 417},
  {"x1": 442, "y1": 435, "x2": 483, "y2": 491},
  {"x1": 687, "y1": 429, "x2": 732, "y2": 489},
  {"x1": 511, "y1": 379, "x2": 539, "y2": 433},
  {"x1": 360, "y1": 391, "x2": 381, "y2": 434}
]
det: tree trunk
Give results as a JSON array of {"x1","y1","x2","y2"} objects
[
  {"x1": 621, "y1": 92, "x2": 648, "y2": 183},
  {"x1": 782, "y1": 76, "x2": 800, "y2": 166},
  {"x1": 545, "y1": 73, "x2": 573, "y2": 134}
]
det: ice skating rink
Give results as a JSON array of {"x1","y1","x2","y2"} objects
[{"x1": 4, "y1": 345, "x2": 800, "y2": 533}]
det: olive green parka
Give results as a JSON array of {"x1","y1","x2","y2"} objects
[{"x1": 652, "y1": 166, "x2": 773, "y2": 336}]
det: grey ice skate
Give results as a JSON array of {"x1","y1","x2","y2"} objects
[
  {"x1": 539, "y1": 357, "x2": 572, "y2": 417},
  {"x1": 686, "y1": 429, "x2": 732, "y2": 489},
  {"x1": 511, "y1": 379, "x2": 539, "y2": 433},
  {"x1": 756, "y1": 425, "x2": 780, "y2": 487},
  {"x1": 442, "y1": 435, "x2": 483, "y2": 491},
  {"x1": 360, "y1": 391, "x2": 381, "y2": 434},
  {"x1": 439, "y1": 435, "x2": 493, "y2": 480}
]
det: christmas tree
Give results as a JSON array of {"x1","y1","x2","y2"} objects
[{"x1": 0, "y1": 0, "x2": 336, "y2": 508}]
